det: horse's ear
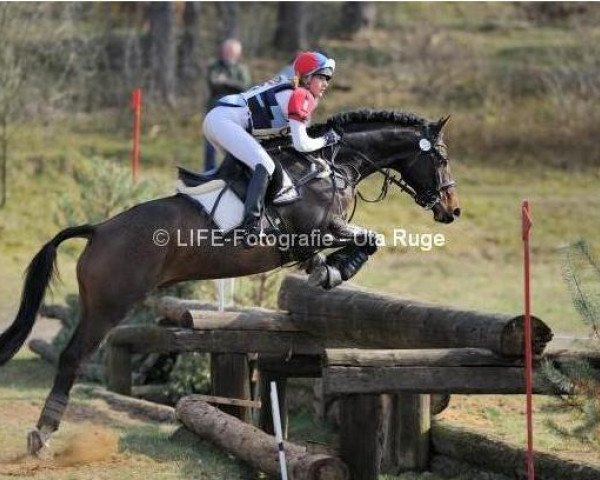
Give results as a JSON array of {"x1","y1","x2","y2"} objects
[{"x1": 437, "y1": 115, "x2": 450, "y2": 132}]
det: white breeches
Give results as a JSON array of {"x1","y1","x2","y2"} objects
[{"x1": 202, "y1": 106, "x2": 276, "y2": 176}]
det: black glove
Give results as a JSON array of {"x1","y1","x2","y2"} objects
[{"x1": 323, "y1": 129, "x2": 341, "y2": 147}]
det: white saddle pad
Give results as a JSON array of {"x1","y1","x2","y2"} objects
[
  {"x1": 175, "y1": 170, "x2": 299, "y2": 233},
  {"x1": 176, "y1": 179, "x2": 244, "y2": 233}
]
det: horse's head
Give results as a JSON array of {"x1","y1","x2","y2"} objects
[
  {"x1": 390, "y1": 116, "x2": 460, "y2": 224},
  {"x1": 329, "y1": 111, "x2": 460, "y2": 224}
]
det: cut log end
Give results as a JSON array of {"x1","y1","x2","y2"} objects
[
  {"x1": 296, "y1": 454, "x2": 349, "y2": 480},
  {"x1": 501, "y1": 315, "x2": 553, "y2": 357}
]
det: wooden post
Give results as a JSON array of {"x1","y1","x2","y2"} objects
[
  {"x1": 339, "y1": 394, "x2": 384, "y2": 480},
  {"x1": 258, "y1": 356, "x2": 289, "y2": 436},
  {"x1": 210, "y1": 353, "x2": 251, "y2": 422},
  {"x1": 390, "y1": 393, "x2": 431, "y2": 473},
  {"x1": 107, "y1": 345, "x2": 132, "y2": 395}
]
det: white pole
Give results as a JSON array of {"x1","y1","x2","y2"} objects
[
  {"x1": 216, "y1": 278, "x2": 235, "y2": 312},
  {"x1": 270, "y1": 381, "x2": 288, "y2": 480}
]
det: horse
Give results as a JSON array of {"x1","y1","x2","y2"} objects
[{"x1": 0, "y1": 109, "x2": 460, "y2": 455}]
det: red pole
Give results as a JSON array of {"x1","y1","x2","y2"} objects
[
  {"x1": 522, "y1": 199, "x2": 534, "y2": 480},
  {"x1": 130, "y1": 88, "x2": 142, "y2": 183}
]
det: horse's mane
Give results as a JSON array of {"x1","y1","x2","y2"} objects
[
  {"x1": 309, "y1": 109, "x2": 429, "y2": 136},
  {"x1": 262, "y1": 109, "x2": 428, "y2": 150}
]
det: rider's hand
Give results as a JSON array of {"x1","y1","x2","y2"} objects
[{"x1": 323, "y1": 129, "x2": 341, "y2": 147}]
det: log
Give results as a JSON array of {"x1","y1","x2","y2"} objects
[
  {"x1": 432, "y1": 424, "x2": 600, "y2": 480},
  {"x1": 76, "y1": 386, "x2": 176, "y2": 422},
  {"x1": 183, "y1": 394, "x2": 261, "y2": 409},
  {"x1": 279, "y1": 275, "x2": 553, "y2": 356},
  {"x1": 176, "y1": 397, "x2": 349, "y2": 480},
  {"x1": 185, "y1": 309, "x2": 298, "y2": 332},
  {"x1": 38, "y1": 304, "x2": 71, "y2": 325},
  {"x1": 107, "y1": 325, "x2": 326, "y2": 356},
  {"x1": 29, "y1": 338, "x2": 58, "y2": 364},
  {"x1": 144, "y1": 296, "x2": 216, "y2": 325}
]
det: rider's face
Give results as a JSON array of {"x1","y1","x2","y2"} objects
[{"x1": 307, "y1": 75, "x2": 329, "y2": 98}]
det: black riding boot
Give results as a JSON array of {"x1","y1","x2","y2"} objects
[{"x1": 239, "y1": 164, "x2": 271, "y2": 246}]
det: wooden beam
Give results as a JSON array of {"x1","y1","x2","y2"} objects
[
  {"x1": 107, "y1": 325, "x2": 326, "y2": 356},
  {"x1": 324, "y1": 365, "x2": 552, "y2": 395},
  {"x1": 279, "y1": 275, "x2": 553, "y2": 357},
  {"x1": 325, "y1": 348, "x2": 525, "y2": 367}
]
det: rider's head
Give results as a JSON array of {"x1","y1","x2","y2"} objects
[{"x1": 293, "y1": 51, "x2": 335, "y2": 98}]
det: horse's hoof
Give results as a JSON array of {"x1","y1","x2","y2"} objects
[
  {"x1": 308, "y1": 265, "x2": 328, "y2": 287},
  {"x1": 27, "y1": 429, "x2": 50, "y2": 456},
  {"x1": 323, "y1": 266, "x2": 343, "y2": 290}
]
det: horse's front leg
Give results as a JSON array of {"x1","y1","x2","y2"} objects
[{"x1": 305, "y1": 219, "x2": 379, "y2": 289}]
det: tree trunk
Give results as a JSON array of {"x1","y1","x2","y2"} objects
[
  {"x1": 216, "y1": 2, "x2": 240, "y2": 41},
  {"x1": 273, "y1": 2, "x2": 308, "y2": 53},
  {"x1": 179, "y1": 1, "x2": 200, "y2": 91},
  {"x1": 147, "y1": 2, "x2": 176, "y2": 106},
  {"x1": 176, "y1": 397, "x2": 349, "y2": 480},
  {"x1": 340, "y1": 2, "x2": 376, "y2": 39}
]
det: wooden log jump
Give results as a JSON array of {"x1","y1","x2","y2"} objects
[{"x1": 105, "y1": 276, "x2": 563, "y2": 480}]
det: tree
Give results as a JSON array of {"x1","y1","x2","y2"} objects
[
  {"x1": 542, "y1": 239, "x2": 600, "y2": 443},
  {"x1": 273, "y1": 2, "x2": 308, "y2": 53},
  {"x1": 340, "y1": 2, "x2": 376, "y2": 39},
  {"x1": 179, "y1": 2, "x2": 201, "y2": 91},
  {"x1": 0, "y1": 4, "x2": 41, "y2": 207},
  {"x1": 147, "y1": 2, "x2": 176, "y2": 106},
  {"x1": 216, "y1": 2, "x2": 240, "y2": 41}
]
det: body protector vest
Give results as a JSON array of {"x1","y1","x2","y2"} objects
[{"x1": 241, "y1": 77, "x2": 294, "y2": 139}]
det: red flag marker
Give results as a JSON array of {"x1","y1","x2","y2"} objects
[
  {"x1": 130, "y1": 88, "x2": 142, "y2": 183},
  {"x1": 522, "y1": 199, "x2": 534, "y2": 480}
]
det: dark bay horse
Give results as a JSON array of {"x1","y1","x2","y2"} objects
[{"x1": 0, "y1": 109, "x2": 460, "y2": 454}]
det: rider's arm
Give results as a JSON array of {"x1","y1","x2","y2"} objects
[
  {"x1": 289, "y1": 119, "x2": 326, "y2": 152},
  {"x1": 286, "y1": 88, "x2": 327, "y2": 153}
]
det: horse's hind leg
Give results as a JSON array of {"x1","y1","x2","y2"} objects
[{"x1": 28, "y1": 280, "x2": 148, "y2": 454}]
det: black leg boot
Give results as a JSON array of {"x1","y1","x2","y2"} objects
[{"x1": 239, "y1": 164, "x2": 271, "y2": 248}]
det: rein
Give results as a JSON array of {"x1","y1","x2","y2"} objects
[{"x1": 338, "y1": 140, "x2": 443, "y2": 210}]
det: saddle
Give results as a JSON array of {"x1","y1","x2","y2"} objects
[{"x1": 176, "y1": 153, "x2": 313, "y2": 233}]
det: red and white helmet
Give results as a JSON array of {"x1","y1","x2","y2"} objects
[{"x1": 293, "y1": 51, "x2": 336, "y2": 80}]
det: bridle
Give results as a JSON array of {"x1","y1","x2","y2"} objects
[{"x1": 335, "y1": 137, "x2": 456, "y2": 211}]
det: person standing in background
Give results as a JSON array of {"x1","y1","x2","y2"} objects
[{"x1": 204, "y1": 39, "x2": 252, "y2": 171}]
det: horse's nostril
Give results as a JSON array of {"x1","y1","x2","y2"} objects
[{"x1": 454, "y1": 208, "x2": 461, "y2": 217}]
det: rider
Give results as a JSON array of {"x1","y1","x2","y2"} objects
[{"x1": 202, "y1": 51, "x2": 341, "y2": 239}]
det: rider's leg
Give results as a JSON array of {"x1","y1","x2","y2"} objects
[{"x1": 203, "y1": 107, "x2": 276, "y2": 239}]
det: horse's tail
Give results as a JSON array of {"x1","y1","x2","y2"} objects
[{"x1": 0, "y1": 225, "x2": 95, "y2": 365}]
